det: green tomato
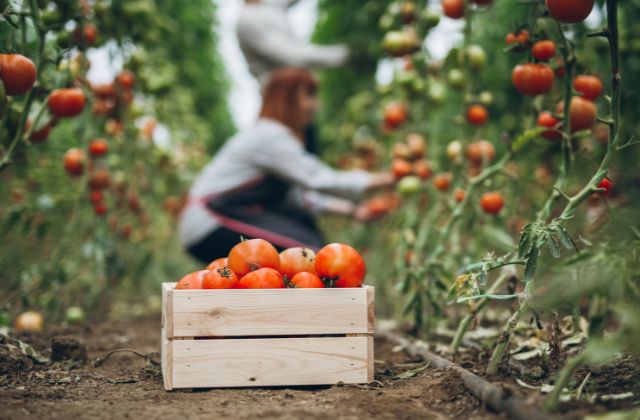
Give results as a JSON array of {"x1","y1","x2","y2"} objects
[
  {"x1": 397, "y1": 175, "x2": 421, "y2": 195},
  {"x1": 66, "y1": 306, "x2": 85, "y2": 324},
  {"x1": 379, "y1": 14, "x2": 394, "y2": 31},
  {"x1": 447, "y1": 69, "x2": 465, "y2": 90},
  {"x1": 478, "y1": 91, "x2": 494, "y2": 106},
  {"x1": 382, "y1": 31, "x2": 407, "y2": 56},
  {"x1": 466, "y1": 45, "x2": 486, "y2": 70},
  {"x1": 428, "y1": 81, "x2": 446, "y2": 104},
  {"x1": 420, "y1": 9, "x2": 441, "y2": 28}
]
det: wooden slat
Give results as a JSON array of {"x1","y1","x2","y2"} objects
[
  {"x1": 162, "y1": 283, "x2": 174, "y2": 338},
  {"x1": 164, "y1": 283, "x2": 373, "y2": 338},
  {"x1": 171, "y1": 336, "x2": 370, "y2": 388},
  {"x1": 161, "y1": 325, "x2": 173, "y2": 390}
]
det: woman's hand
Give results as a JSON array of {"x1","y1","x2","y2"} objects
[{"x1": 366, "y1": 172, "x2": 395, "y2": 191}]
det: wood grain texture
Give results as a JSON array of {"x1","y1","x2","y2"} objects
[
  {"x1": 162, "y1": 283, "x2": 174, "y2": 338},
  {"x1": 161, "y1": 326, "x2": 173, "y2": 390},
  {"x1": 163, "y1": 283, "x2": 374, "y2": 338},
  {"x1": 367, "y1": 335, "x2": 374, "y2": 383},
  {"x1": 367, "y1": 286, "x2": 375, "y2": 333},
  {"x1": 171, "y1": 336, "x2": 370, "y2": 388}
]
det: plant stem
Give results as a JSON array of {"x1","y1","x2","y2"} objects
[
  {"x1": 543, "y1": 352, "x2": 589, "y2": 411},
  {"x1": 450, "y1": 268, "x2": 513, "y2": 355},
  {"x1": 426, "y1": 152, "x2": 512, "y2": 265},
  {"x1": 486, "y1": 295, "x2": 529, "y2": 375},
  {"x1": 538, "y1": 21, "x2": 575, "y2": 222}
]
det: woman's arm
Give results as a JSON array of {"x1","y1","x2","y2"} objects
[{"x1": 252, "y1": 128, "x2": 392, "y2": 198}]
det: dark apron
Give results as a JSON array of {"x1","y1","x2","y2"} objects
[{"x1": 187, "y1": 175, "x2": 325, "y2": 263}]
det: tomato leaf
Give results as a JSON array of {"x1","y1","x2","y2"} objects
[
  {"x1": 518, "y1": 227, "x2": 534, "y2": 258},
  {"x1": 555, "y1": 224, "x2": 579, "y2": 253},
  {"x1": 524, "y1": 247, "x2": 539, "y2": 282},
  {"x1": 547, "y1": 234, "x2": 561, "y2": 258}
]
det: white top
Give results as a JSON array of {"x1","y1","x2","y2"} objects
[
  {"x1": 236, "y1": 0, "x2": 349, "y2": 86},
  {"x1": 178, "y1": 119, "x2": 372, "y2": 247}
]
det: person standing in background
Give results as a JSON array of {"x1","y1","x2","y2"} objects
[
  {"x1": 236, "y1": 0, "x2": 349, "y2": 154},
  {"x1": 237, "y1": 0, "x2": 349, "y2": 87}
]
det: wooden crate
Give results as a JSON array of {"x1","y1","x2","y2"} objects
[{"x1": 161, "y1": 282, "x2": 374, "y2": 389}]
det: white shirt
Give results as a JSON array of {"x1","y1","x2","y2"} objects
[
  {"x1": 178, "y1": 119, "x2": 372, "y2": 247},
  {"x1": 236, "y1": 0, "x2": 349, "y2": 86}
]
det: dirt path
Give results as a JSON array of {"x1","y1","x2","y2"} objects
[{"x1": 1, "y1": 316, "x2": 503, "y2": 420}]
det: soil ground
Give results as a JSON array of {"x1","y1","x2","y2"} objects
[{"x1": 0, "y1": 316, "x2": 637, "y2": 419}]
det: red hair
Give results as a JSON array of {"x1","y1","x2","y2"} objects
[{"x1": 259, "y1": 68, "x2": 317, "y2": 140}]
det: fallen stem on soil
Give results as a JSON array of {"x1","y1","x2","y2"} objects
[
  {"x1": 377, "y1": 327, "x2": 555, "y2": 420},
  {"x1": 93, "y1": 348, "x2": 160, "y2": 367}
]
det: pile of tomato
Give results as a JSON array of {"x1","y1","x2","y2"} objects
[{"x1": 175, "y1": 240, "x2": 367, "y2": 290}]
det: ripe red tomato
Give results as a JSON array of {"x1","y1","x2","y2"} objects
[
  {"x1": 116, "y1": 70, "x2": 135, "y2": 90},
  {"x1": 516, "y1": 30, "x2": 530, "y2": 45},
  {"x1": 556, "y1": 97, "x2": 597, "y2": 132},
  {"x1": 413, "y1": 159, "x2": 433, "y2": 180},
  {"x1": 537, "y1": 111, "x2": 562, "y2": 140},
  {"x1": 442, "y1": 0, "x2": 464, "y2": 19},
  {"x1": 237, "y1": 267, "x2": 284, "y2": 289},
  {"x1": 466, "y1": 140, "x2": 495, "y2": 164},
  {"x1": 63, "y1": 148, "x2": 85, "y2": 176},
  {"x1": 176, "y1": 270, "x2": 209, "y2": 289},
  {"x1": 92, "y1": 83, "x2": 116, "y2": 99},
  {"x1": 480, "y1": 192, "x2": 504, "y2": 214},
  {"x1": 406, "y1": 133, "x2": 426, "y2": 158},
  {"x1": 573, "y1": 75, "x2": 603, "y2": 101},
  {"x1": 73, "y1": 24, "x2": 97, "y2": 45},
  {"x1": 392, "y1": 159, "x2": 413, "y2": 179},
  {"x1": 90, "y1": 191, "x2": 104, "y2": 204},
  {"x1": 505, "y1": 33, "x2": 517, "y2": 45},
  {"x1": 49, "y1": 88, "x2": 86, "y2": 118},
  {"x1": 546, "y1": 0, "x2": 595, "y2": 23},
  {"x1": 315, "y1": 243, "x2": 366, "y2": 288},
  {"x1": 88, "y1": 169, "x2": 111, "y2": 190},
  {"x1": 93, "y1": 202, "x2": 108, "y2": 216},
  {"x1": 466, "y1": 104, "x2": 489, "y2": 126},
  {"x1": 384, "y1": 102, "x2": 408, "y2": 128},
  {"x1": 206, "y1": 257, "x2": 227, "y2": 271},
  {"x1": 433, "y1": 173, "x2": 453, "y2": 192},
  {"x1": 512, "y1": 63, "x2": 554, "y2": 96},
  {"x1": 0, "y1": 54, "x2": 37, "y2": 96},
  {"x1": 203, "y1": 267, "x2": 238, "y2": 289},
  {"x1": 596, "y1": 178, "x2": 613, "y2": 197},
  {"x1": 279, "y1": 247, "x2": 316, "y2": 280},
  {"x1": 531, "y1": 40, "x2": 556, "y2": 61},
  {"x1": 290, "y1": 272, "x2": 325, "y2": 288},
  {"x1": 454, "y1": 188, "x2": 466, "y2": 203},
  {"x1": 228, "y1": 238, "x2": 280, "y2": 278},
  {"x1": 88, "y1": 138, "x2": 109, "y2": 157}
]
